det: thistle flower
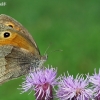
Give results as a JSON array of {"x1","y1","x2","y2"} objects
[
  {"x1": 56, "y1": 73, "x2": 93, "y2": 100},
  {"x1": 21, "y1": 66, "x2": 57, "y2": 100},
  {"x1": 90, "y1": 69, "x2": 100, "y2": 100}
]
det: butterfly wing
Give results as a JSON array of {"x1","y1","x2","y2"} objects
[
  {"x1": 0, "y1": 45, "x2": 40, "y2": 84},
  {"x1": 0, "y1": 14, "x2": 40, "y2": 54}
]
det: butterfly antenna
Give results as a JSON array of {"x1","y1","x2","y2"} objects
[
  {"x1": 48, "y1": 49, "x2": 63, "y2": 54},
  {"x1": 44, "y1": 43, "x2": 52, "y2": 55}
]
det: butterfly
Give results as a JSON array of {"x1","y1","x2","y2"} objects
[{"x1": 0, "y1": 14, "x2": 47, "y2": 84}]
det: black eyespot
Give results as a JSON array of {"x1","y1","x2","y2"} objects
[
  {"x1": 8, "y1": 25, "x2": 13, "y2": 28},
  {"x1": 4, "y1": 32, "x2": 10, "y2": 38}
]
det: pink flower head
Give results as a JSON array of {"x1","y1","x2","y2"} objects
[
  {"x1": 21, "y1": 67, "x2": 57, "y2": 100},
  {"x1": 56, "y1": 73, "x2": 93, "y2": 100},
  {"x1": 90, "y1": 69, "x2": 100, "y2": 100}
]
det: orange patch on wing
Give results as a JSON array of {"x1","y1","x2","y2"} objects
[{"x1": 0, "y1": 31, "x2": 37, "y2": 55}]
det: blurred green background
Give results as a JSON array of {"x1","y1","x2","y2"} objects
[{"x1": 0, "y1": 0, "x2": 100, "y2": 100}]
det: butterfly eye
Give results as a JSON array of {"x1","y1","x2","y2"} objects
[{"x1": 4, "y1": 32, "x2": 10, "y2": 38}]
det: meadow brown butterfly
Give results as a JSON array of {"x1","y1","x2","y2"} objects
[{"x1": 0, "y1": 14, "x2": 47, "y2": 84}]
